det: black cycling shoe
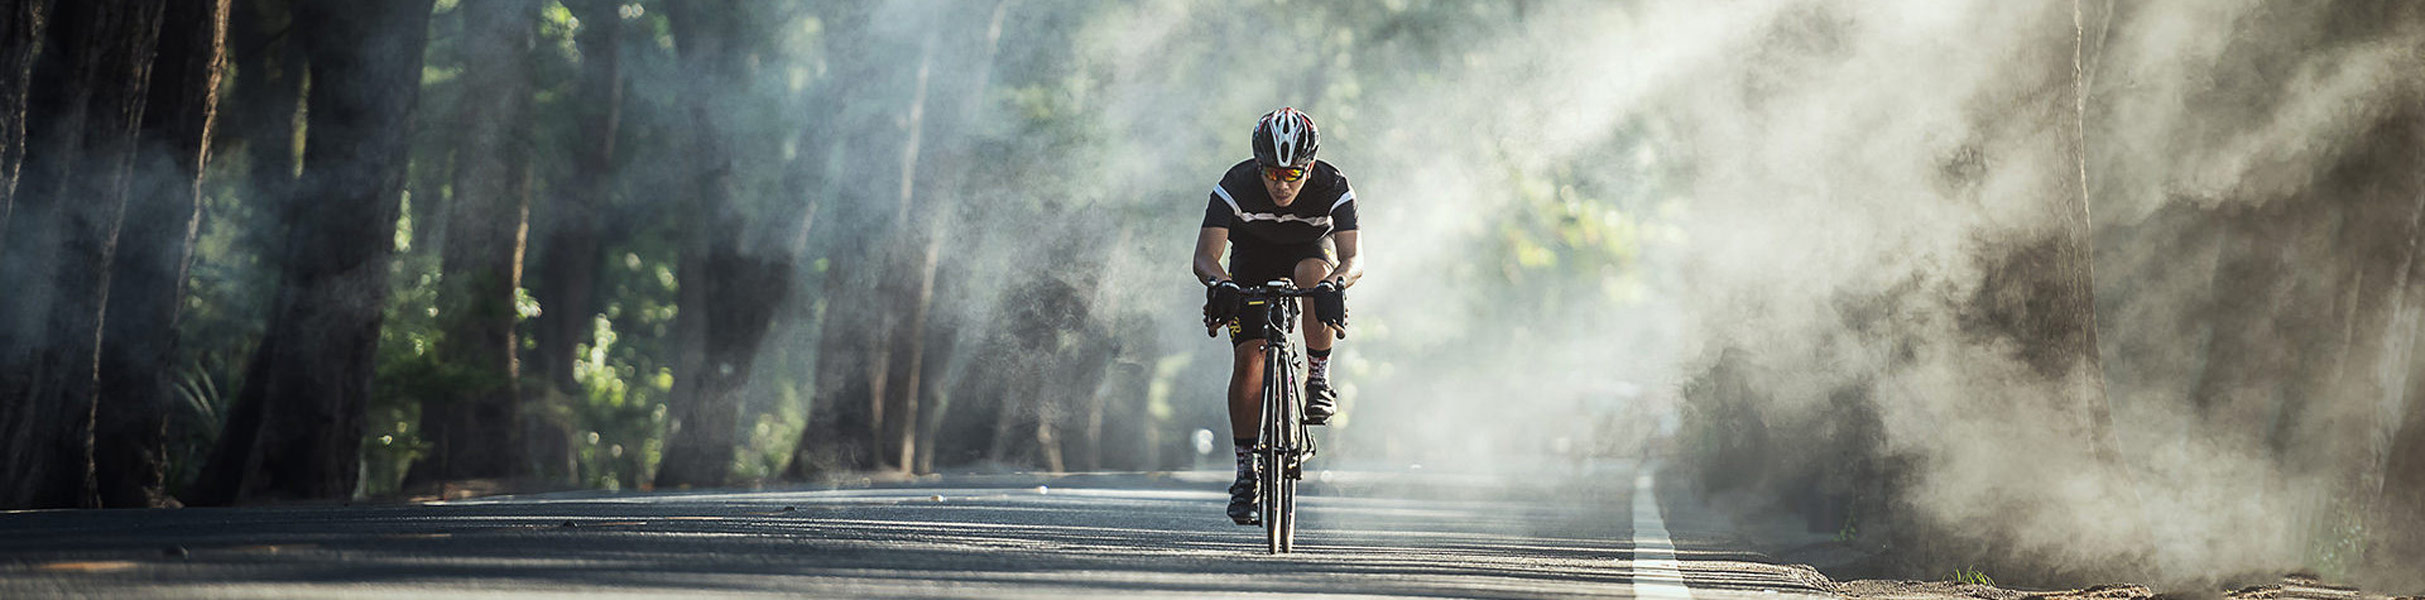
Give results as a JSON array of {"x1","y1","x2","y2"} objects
[
  {"x1": 1306, "y1": 378, "x2": 1339, "y2": 425},
  {"x1": 1227, "y1": 472, "x2": 1260, "y2": 525}
]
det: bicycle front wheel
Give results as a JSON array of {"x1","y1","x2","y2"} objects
[
  {"x1": 1262, "y1": 442, "x2": 1285, "y2": 553},
  {"x1": 1276, "y1": 460, "x2": 1297, "y2": 552},
  {"x1": 1260, "y1": 338, "x2": 1298, "y2": 553}
]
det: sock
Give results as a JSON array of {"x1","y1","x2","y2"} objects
[
  {"x1": 1233, "y1": 438, "x2": 1257, "y2": 477},
  {"x1": 1308, "y1": 348, "x2": 1332, "y2": 383}
]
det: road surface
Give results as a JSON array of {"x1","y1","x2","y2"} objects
[{"x1": 0, "y1": 461, "x2": 1839, "y2": 598}]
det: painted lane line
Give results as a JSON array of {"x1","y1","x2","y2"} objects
[{"x1": 1632, "y1": 471, "x2": 1695, "y2": 600}]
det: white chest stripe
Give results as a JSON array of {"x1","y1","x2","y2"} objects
[
  {"x1": 1213, "y1": 184, "x2": 1342, "y2": 228},
  {"x1": 1241, "y1": 213, "x2": 1333, "y2": 227}
]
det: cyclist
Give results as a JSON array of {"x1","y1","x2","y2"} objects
[{"x1": 1195, "y1": 107, "x2": 1362, "y2": 525}]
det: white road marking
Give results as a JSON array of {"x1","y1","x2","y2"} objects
[{"x1": 1632, "y1": 470, "x2": 1695, "y2": 600}]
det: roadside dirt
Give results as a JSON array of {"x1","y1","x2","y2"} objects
[{"x1": 1835, "y1": 575, "x2": 2420, "y2": 600}]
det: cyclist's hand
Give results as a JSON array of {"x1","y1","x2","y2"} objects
[
  {"x1": 1203, "y1": 279, "x2": 1242, "y2": 336},
  {"x1": 1312, "y1": 280, "x2": 1348, "y2": 338}
]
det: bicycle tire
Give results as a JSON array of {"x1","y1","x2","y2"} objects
[
  {"x1": 1261, "y1": 343, "x2": 1286, "y2": 554},
  {"x1": 1263, "y1": 329, "x2": 1301, "y2": 554},
  {"x1": 1280, "y1": 348, "x2": 1300, "y2": 553},
  {"x1": 1270, "y1": 439, "x2": 1290, "y2": 553}
]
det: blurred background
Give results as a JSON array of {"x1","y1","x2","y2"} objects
[{"x1": 3, "y1": 0, "x2": 2424, "y2": 592}]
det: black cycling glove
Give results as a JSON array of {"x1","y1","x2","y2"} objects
[
  {"x1": 1312, "y1": 280, "x2": 1348, "y2": 337},
  {"x1": 1204, "y1": 279, "x2": 1243, "y2": 330}
]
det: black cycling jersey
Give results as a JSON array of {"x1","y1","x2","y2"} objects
[{"x1": 1201, "y1": 159, "x2": 1358, "y2": 246}]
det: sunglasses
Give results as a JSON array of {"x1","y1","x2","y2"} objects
[{"x1": 1261, "y1": 165, "x2": 1308, "y2": 183}]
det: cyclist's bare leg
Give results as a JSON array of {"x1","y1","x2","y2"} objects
[
  {"x1": 1225, "y1": 340, "x2": 1267, "y2": 524},
  {"x1": 1229, "y1": 342, "x2": 1265, "y2": 437},
  {"x1": 1291, "y1": 258, "x2": 1336, "y2": 351}
]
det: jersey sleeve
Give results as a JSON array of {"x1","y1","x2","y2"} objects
[
  {"x1": 1202, "y1": 185, "x2": 1238, "y2": 229},
  {"x1": 1327, "y1": 175, "x2": 1358, "y2": 232}
]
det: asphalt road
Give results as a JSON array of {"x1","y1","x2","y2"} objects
[{"x1": 0, "y1": 461, "x2": 1839, "y2": 599}]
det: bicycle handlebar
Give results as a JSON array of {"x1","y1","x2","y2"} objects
[
  {"x1": 1204, "y1": 280, "x2": 1343, "y2": 339},
  {"x1": 1237, "y1": 282, "x2": 1315, "y2": 298}
]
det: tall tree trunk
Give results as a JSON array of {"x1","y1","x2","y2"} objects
[
  {"x1": 189, "y1": 0, "x2": 435, "y2": 504},
  {"x1": 0, "y1": 0, "x2": 46, "y2": 233},
  {"x1": 405, "y1": 0, "x2": 536, "y2": 487},
  {"x1": 785, "y1": 3, "x2": 883, "y2": 481},
  {"x1": 790, "y1": 260, "x2": 879, "y2": 478},
  {"x1": 0, "y1": 0, "x2": 166, "y2": 510},
  {"x1": 2372, "y1": 188, "x2": 2425, "y2": 571},
  {"x1": 879, "y1": 0, "x2": 1008, "y2": 476},
  {"x1": 93, "y1": 0, "x2": 226, "y2": 509},
  {"x1": 181, "y1": 0, "x2": 301, "y2": 507},
  {"x1": 653, "y1": 0, "x2": 791, "y2": 489},
  {"x1": 530, "y1": 0, "x2": 620, "y2": 395},
  {"x1": 2360, "y1": 108, "x2": 2425, "y2": 570},
  {"x1": 871, "y1": 34, "x2": 935, "y2": 475},
  {"x1": 2309, "y1": 110, "x2": 2425, "y2": 501},
  {"x1": 224, "y1": 0, "x2": 301, "y2": 234}
]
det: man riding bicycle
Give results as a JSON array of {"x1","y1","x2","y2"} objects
[{"x1": 1195, "y1": 107, "x2": 1363, "y2": 525}]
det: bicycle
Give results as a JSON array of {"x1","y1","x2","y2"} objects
[{"x1": 1210, "y1": 280, "x2": 1321, "y2": 553}]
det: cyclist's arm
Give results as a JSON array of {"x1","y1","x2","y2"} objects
[
  {"x1": 1325, "y1": 230, "x2": 1362, "y2": 288},
  {"x1": 1194, "y1": 227, "x2": 1232, "y2": 284}
]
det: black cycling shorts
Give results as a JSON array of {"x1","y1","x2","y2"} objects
[{"x1": 1225, "y1": 239, "x2": 1334, "y2": 345}]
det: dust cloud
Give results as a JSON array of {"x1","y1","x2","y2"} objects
[
  {"x1": 1017, "y1": 0, "x2": 2425, "y2": 590},
  {"x1": 130, "y1": 0, "x2": 2425, "y2": 589}
]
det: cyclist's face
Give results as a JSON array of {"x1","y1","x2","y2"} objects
[{"x1": 1262, "y1": 164, "x2": 1308, "y2": 206}]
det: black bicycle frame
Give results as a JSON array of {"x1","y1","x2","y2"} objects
[{"x1": 1240, "y1": 281, "x2": 1313, "y2": 553}]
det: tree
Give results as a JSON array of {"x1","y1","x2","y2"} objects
[
  {"x1": 93, "y1": 0, "x2": 228, "y2": 508},
  {"x1": 653, "y1": 0, "x2": 792, "y2": 489},
  {"x1": 187, "y1": 0, "x2": 435, "y2": 504},
  {"x1": 0, "y1": 0, "x2": 47, "y2": 229},
  {"x1": 404, "y1": 0, "x2": 538, "y2": 486},
  {"x1": 0, "y1": 0, "x2": 166, "y2": 510},
  {"x1": 790, "y1": 0, "x2": 1007, "y2": 478},
  {"x1": 529, "y1": 0, "x2": 623, "y2": 396}
]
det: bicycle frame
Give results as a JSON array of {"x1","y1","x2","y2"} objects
[{"x1": 1240, "y1": 281, "x2": 1315, "y2": 554}]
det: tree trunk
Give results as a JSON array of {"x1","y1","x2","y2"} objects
[
  {"x1": 2373, "y1": 208, "x2": 2425, "y2": 568},
  {"x1": 0, "y1": 0, "x2": 46, "y2": 233},
  {"x1": 405, "y1": 0, "x2": 536, "y2": 487},
  {"x1": 181, "y1": 0, "x2": 301, "y2": 507},
  {"x1": 93, "y1": 0, "x2": 226, "y2": 509},
  {"x1": 784, "y1": 4, "x2": 885, "y2": 481},
  {"x1": 2361, "y1": 110, "x2": 2425, "y2": 570},
  {"x1": 530, "y1": 0, "x2": 620, "y2": 395},
  {"x1": 653, "y1": 0, "x2": 791, "y2": 489},
  {"x1": 790, "y1": 261, "x2": 879, "y2": 478},
  {"x1": 0, "y1": 0, "x2": 166, "y2": 510},
  {"x1": 224, "y1": 0, "x2": 301, "y2": 234},
  {"x1": 188, "y1": 0, "x2": 435, "y2": 504},
  {"x1": 869, "y1": 34, "x2": 935, "y2": 475}
]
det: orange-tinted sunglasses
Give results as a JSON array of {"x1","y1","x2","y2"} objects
[{"x1": 1261, "y1": 165, "x2": 1308, "y2": 182}]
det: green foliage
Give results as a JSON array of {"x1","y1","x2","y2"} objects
[
  {"x1": 561, "y1": 248, "x2": 684, "y2": 489},
  {"x1": 1950, "y1": 566, "x2": 1995, "y2": 587},
  {"x1": 731, "y1": 404, "x2": 805, "y2": 483},
  {"x1": 366, "y1": 215, "x2": 448, "y2": 496},
  {"x1": 2307, "y1": 496, "x2": 2370, "y2": 581}
]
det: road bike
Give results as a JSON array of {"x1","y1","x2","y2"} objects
[{"x1": 1232, "y1": 281, "x2": 1319, "y2": 553}]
